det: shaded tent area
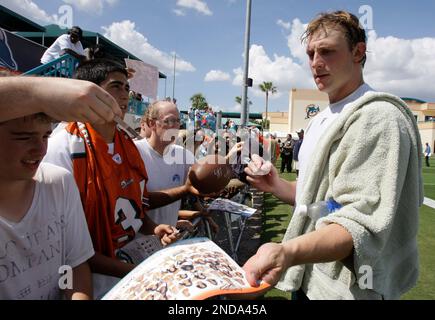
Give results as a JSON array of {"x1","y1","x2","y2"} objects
[
  {"x1": 18, "y1": 24, "x2": 166, "y2": 79},
  {"x1": 218, "y1": 112, "x2": 262, "y2": 120}
]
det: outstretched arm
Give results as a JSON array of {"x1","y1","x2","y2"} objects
[
  {"x1": 61, "y1": 48, "x2": 86, "y2": 61},
  {"x1": 148, "y1": 185, "x2": 189, "y2": 209},
  {"x1": 244, "y1": 154, "x2": 297, "y2": 205},
  {"x1": 243, "y1": 223, "x2": 353, "y2": 287},
  {"x1": 0, "y1": 77, "x2": 121, "y2": 123},
  {"x1": 148, "y1": 174, "x2": 212, "y2": 209}
]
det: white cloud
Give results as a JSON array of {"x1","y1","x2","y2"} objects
[
  {"x1": 215, "y1": 104, "x2": 241, "y2": 113},
  {"x1": 0, "y1": 0, "x2": 57, "y2": 24},
  {"x1": 0, "y1": 0, "x2": 119, "y2": 24},
  {"x1": 284, "y1": 18, "x2": 309, "y2": 64},
  {"x1": 232, "y1": 103, "x2": 242, "y2": 112},
  {"x1": 63, "y1": 0, "x2": 118, "y2": 15},
  {"x1": 204, "y1": 70, "x2": 231, "y2": 82},
  {"x1": 232, "y1": 44, "x2": 313, "y2": 100},
  {"x1": 364, "y1": 30, "x2": 435, "y2": 100},
  {"x1": 276, "y1": 19, "x2": 291, "y2": 30},
  {"x1": 173, "y1": 9, "x2": 186, "y2": 16},
  {"x1": 102, "y1": 20, "x2": 195, "y2": 74},
  {"x1": 105, "y1": 0, "x2": 118, "y2": 6},
  {"x1": 231, "y1": 18, "x2": 313, "y2": 105},
  {"x1": 232, "y1": 17, "x2": 435, "y2": 105},
  {"x1": 176, "y1": 0, "x2": 212, "y2": 16}
]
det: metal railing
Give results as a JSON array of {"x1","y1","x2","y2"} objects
[
  {"x1": 24, "y1": 54, "x2": 79, "y2": 78},
  {"x1": 178, "y1": 186, "x2": 254, "y2": 263}
]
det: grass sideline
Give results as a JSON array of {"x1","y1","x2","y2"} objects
[{"x1": 260, "y1": 158, "x2": 435, "y2": 300}]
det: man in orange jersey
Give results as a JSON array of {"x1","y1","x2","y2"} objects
[{"x1": 43, "y1": 59, "x2": 201, "y2": 297}]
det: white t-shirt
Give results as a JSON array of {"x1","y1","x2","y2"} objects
[
  {"x1": 41, "y1": 34, "x2": 85, "y2": 64},
  {"x1": 134, "y1": 139, "x2": 195, "y2": 226},
  {"x1": 43, "y1": 128, "x2": 76, "y2": 173},
  {"x1": 43, "y1": 127, "x2": 116, "y2": 174},
  {"x1": 297, "y1": 84, "x2": 374, "y2": 198},
  {"x1": 0, "y1": 163, "x2": 94, "y2": 300},
  {"x1": 44, "y1": 129, "x2": 194, "y2": 226}
]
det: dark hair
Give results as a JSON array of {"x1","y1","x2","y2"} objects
[
  {"x1": 74, "y1": 59, "x2": 128, "y2": 85},
  {"x1": 302, "y1": 11, "x2": 367, "y2": 66},
  {"x1": 86, "y1": 43, "x2": 116, "y2": 61},
  {"x1": 68, "y1": 26, "x2": 83, "y2": 39}
]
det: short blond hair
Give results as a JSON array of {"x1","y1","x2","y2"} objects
[
  {"x1": 302, "y1": 11, "x2": 367, "y2": 66},
  {"x1": 145, "y1": 100, "x2": 177, "y2": 121}
]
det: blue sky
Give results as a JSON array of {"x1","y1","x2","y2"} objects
[{"x1": 2, "y1": 0, "x2": 435, "y2": 113}]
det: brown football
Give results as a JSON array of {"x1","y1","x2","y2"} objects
[{"x1": 189, "y1": 155, "x2": 233, "y2": 194}]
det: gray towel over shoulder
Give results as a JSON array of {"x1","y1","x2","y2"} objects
[{"x1": 275, "y1": 91, "x2": 423, "y2": 300}]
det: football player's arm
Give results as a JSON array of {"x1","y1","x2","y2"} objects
[
  {"x1": 61, "y1": 48, "x2": 86, "y2": 61},
  {"x1": 148, "y1": 185, "x2": 190, "y2": 209},
  {"x1": 140, "y1": 214, "x2": 179, "y2": 245},
  {"x1": 178, "y1": 210, "x2": 201, "y2": 220},
  {"x1": 88, "y1": 252, "x2": 135, "y2": 278}
]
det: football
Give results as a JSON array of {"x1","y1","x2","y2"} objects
[{"x1": 189, "y1": 155, "x2": 233, "y2": 194}]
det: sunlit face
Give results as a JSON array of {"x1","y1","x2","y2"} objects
[
  {"x1": 150, "y1": 102, "x2": 180, "y2": 146},
  {"x1": 0, "y1": 117, "x2": 52, "y2": 181},
  {"x1": 306, "y1": 26, "x2": 365, "y2": 103},
  {"x1": 99, "y1": 71, "x2": 130, "y2": 119}
]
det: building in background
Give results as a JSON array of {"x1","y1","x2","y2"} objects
[
  {"x1": 262, "y1": 112, "x2": 289, "y2": 138},
  {"x1": 264, "y1": 88, "x2": 328, "y2": 139},
  {"x1": 288, "y1": 88, "x2": 329, "y2": 134},
  {"x1": 266, "y1": 89, "x2": 435, "y2": 149},
  {"x1": 404, "y1": 98, "x2": 435, "y2": 150}
]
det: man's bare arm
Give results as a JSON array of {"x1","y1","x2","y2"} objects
[
  {"x1": 0, "y1": 77, "x2": 121, "y2": 123},
  {"x1": 244, "y1": 224, "x2": 354, "y2": 286},
  {"x1": 245, "y1": 158, "x2": 297, "y2": 206},
  {"x1": 61, "y1": 48, "x2": 86, "y2": 61},
  {"x1": 148, "y1": 185, "x2": 189, "y2": 209}
]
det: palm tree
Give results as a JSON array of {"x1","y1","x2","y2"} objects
[
  {"x1": 259, "y1": 81, "x2": 277, "y2": 130},
  {"x1": 235, "y1": 96, "x2": 252, "y2": 105},
  {"x1": 190, "y1": 93, "x2": 208, "y2": 110}
]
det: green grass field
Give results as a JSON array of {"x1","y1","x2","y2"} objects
[{"x1": 260, "y1": 158, "x2": 435, "y2": 300}]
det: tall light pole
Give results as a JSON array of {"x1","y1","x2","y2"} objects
[
  {"x1": 172, "y1": 52, "x2": 177, "y2": 101},
  {"x1": 240, "y1": 0, "x2": 252, "y2": 127}
]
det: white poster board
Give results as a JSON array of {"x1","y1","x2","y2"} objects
[{"x1": 125, "y1": 58, "x2": 158, "y2": 99}]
